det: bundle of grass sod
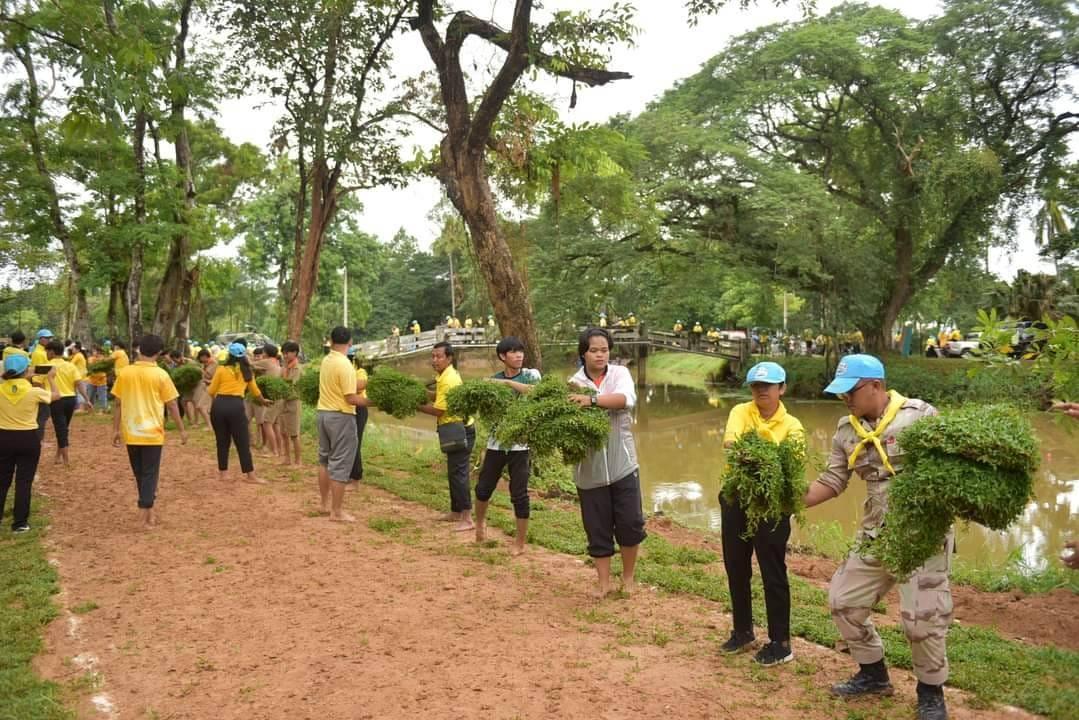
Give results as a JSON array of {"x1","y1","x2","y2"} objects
[
  {"x1": 295, "y1": 368, "x2": 320, "y2": 406},
  {"x1": 720, "y1": 430, "x2": 808, "y2": 537},
  {"x1": 255, "y1": 375, "x2": 296, "y2": 401},
  {"x1": 169, "y1": 364, "x2": 203, "y2": 396},
  {"x1": 366, "y1": 367, "x2": 429, "y2": 419},
  {"x1": 86, "y1": 357, "x2": 115, "y2": 374},
  {"x1": 494, "y1": 376, "x2": 610, "y2": 464},
  {"x1": 863, "y1": 404, "x2": 1039, "y2": 577},
  {"x1": 445, "y1": 380, "x2": 516, "y2": 426}
]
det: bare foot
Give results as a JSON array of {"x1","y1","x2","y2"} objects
[
  {"x1": 510, "y1": 544, "x2": 526, "y2": 557},
  {"x1": 454, "y1": 520, "x2": 475, "y2": 532},
  {"x1": 621, "y1": 579, "x2": 638, "y2": 596},
  {"x1": 329, "y1": 512, "x2": 356, "y2": 523},
  {"x1": 474, "y1": 523, "x2": 487, "y2": 543},
  {"x1": 591, "y1": 583, "x2": 613, "y2": 599},
  {"x1": 242, "y1": 474, "x2": 267, "y2": 485},
  {"x1": 438, "y1": 512, "x2": 458, "y2": 522},
  {"x1": 217, "y1": 471, "x2": 231, "y2": 482}
]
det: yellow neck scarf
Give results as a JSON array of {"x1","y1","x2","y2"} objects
[
  {"x1": 847, "y1": 389, "x2": 907, "y2": 474},
  {"x1": 1, "y1": 379, "x2": 32, "y2": 406}
]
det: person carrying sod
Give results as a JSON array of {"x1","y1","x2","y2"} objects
[
  {"x1": 803, "y1": 354, "x2": 948, "y2": 720},
  {"x1": 474, "y1": 336, "x2": 541, "y2": 555},
  {"x1": 0, "y1": 354, "x2": 59, "y2": 533},
  {"x1": 208, "y1": 342, "x2": 267, "y2": 484},
  {"x1": 277, "y1": 342, "x2": 304, "y2": 467},
  {"x1": 347, "y1": 348, "x2": 369, "y2": 483},
  {"x1": 718, "y1": 361, "x2": 804, "y2": 666},
  {"x1": 110, "y1": 334, "x2": 187, "y2": 528}
]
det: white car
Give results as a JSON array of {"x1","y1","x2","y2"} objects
[{"x1": 945, "y1": 332, "x2": 983, "y2": 358}]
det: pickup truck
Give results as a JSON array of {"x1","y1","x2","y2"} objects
[{"x1": 945, "y1": 332, "x2": 983, "y2": 358}]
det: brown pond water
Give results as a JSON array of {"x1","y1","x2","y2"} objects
[{"x1": 374, "y1": 353, "x2": 1078, "y2": 570}]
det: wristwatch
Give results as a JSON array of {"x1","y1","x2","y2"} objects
[{"x1": 590, "y1": 395, "x2": 598, "y2": 407}]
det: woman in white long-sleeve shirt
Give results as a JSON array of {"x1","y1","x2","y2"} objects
[{"x1": 567, "y1": 327, "x2": 646, "y2": 598}]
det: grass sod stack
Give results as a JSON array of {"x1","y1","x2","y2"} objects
[
  {"x1": 445, "y1": 380, "x2": 516, "y2": 426},
  {"x1": 169, "y1": 364, "x2": 203, "y2": 396},
  {"x1": 256, "y1": 375, "x2": 295, "y2": 401},
  {"x1": 295, "y1": 368, "x2": 320, "y2": 406},
  {"x1": 494, "y1": 376, "x2": 609, "y2": 464},
  {"x1": 366, "y1": 367, "x2": 429, "y2": 419},
  {"x1": 720, "y1": 431, "x2": 809, "y2": 538},
  {"x1": 864, "y1": 404, "x2": 1039, "y2": 577},
  {"x1": 86, "y1": 357, "x2": 115, "y2": 374}
]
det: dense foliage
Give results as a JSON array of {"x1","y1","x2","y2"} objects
[
  {"x1": 169, "y1": 364, "x2": 203, "y2": 396},
  {"x1": 366, "y1": 368, "x2": 428, "y2": 419},
  {"x1": 255, "y1": 375, "x2": 294, "y2": 401},
  {"x1": 445, "y1": 380, "x2": 517, "y2": 426},
  {"x1": 86, "y1": 358, "x2": 115, "y2": 374},
  {"x1": 720, "y1": 431, "x2": 808, "y2": 537},
  {"x1": 495, "y1": 377, "x2": 610, "y2": 464},
  {"x1": 295, "y1": 369, "x2": 320, "y2": 407},
  {"x1": 865, "y1": 405, "x2": 1039, "y2": 577}
]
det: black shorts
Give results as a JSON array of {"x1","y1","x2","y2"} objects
[{"x1": 577, "y1": 470, "x2": 647, "y2": 558}]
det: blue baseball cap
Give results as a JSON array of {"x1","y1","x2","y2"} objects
[
  {"x1": 36, "y1": 329, "x2": 54, "y2": 339},
  {"x1": 743, "y1": 361, "x2": 786, "y2": 385},
  {"x1": 824, "y1": 354, "x2": 886, "y2": 395},
  {"x1": 4, "y1": 354, "x2": 30, "y2": 376},
  {"x1": 228, "y1": 342, "x2": 247, "y2": 358}
]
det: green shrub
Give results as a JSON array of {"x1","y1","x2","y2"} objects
[
  {"x1": 720, "y1": 431, "x2": 808, "y2": 537},
  {"x1": 366, "y1": 367, "x2": 428, "y2": 418},
  {"x1": 169, "y1": 364, "x2": 203, "y2": 395},
  {"x1": 256, "y1": 375, "x2": 295, "y2": 401},
  {"x1": 295, "y1": 368, "x2": 320, "y2": 406}
]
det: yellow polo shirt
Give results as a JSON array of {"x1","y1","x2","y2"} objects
[
  {"x1": 111, "y1": 361, "x2": 179, "y2": 446},
  {"x1": 70, "y1": 351, "x2": 87, "y2": 377},
  {"x1": 47, "y1": 358, "x2": 82, "y2": 397},
  {"x1": 111, "y1": 349, "x2": 130, "y2": 371},
  {"x1": 317, "y1": 351, "x2": 356, "y2": 414},
  {"x1": 2, "y1": 346, "x2": 28, "y2": 361},
  {"x1": 723, "y1": 400, "x2": 803, "y2": 445},
  {"x1": 433, "y1": 365, "x2": 473, "y2": 427},
  {"x1": 207, "y1": 364, "x2": 261, "y2": 399},
  {"x1": 355, "y1": 367, "x2": 368, "y2": 400},
  {"x1": 0, "y1": 379, "x2": 52, "y2": 430}
]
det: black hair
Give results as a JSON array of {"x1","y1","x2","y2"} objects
[
  {"x1": 263, "y1": 343, "x2": 279, "y2": 358},
  {"x1": 197, "y1": 348, "x2": 211, "y2": 360},
  {"x1": 253, "y1": 346, "x2": 265, "y2": 356},
  {"x1": 495, "y1": 336, "x2": 525, "y2": 360},
  {"x1": 168, "y1": 349, "x2": 183, "y2": 360},
  {"x1": 234, "y1": 337, "x2": 248, "y2": 348},
  {"x1": 11, "y1": 331, "x2": 25, "y2": 345},
  {"x1": 139, "y1": 334, "x2": 165, "y2": 358},
  {"x1": 577, "y1": 327, "x2": 612, "y2": 365},
  {"x1": 114, "y1": 340, "x2": 126, "y2": 350},
  {"x1": 46, "y1": 339, "x2": 64, "y2": 356},
  {"x1": 64, "y1": 338, "x2": 73, "y2": 346},
  {"x1": 281, "y1": 341, "x2": 300, "y2": 354},
  {"x1": 330, "y1": 326, "x2": 351, "y2": 345},
  {"x1": 225, "y1": 351, "x2": 254, "y2": 382},
  {"x1": 432, "y1": 341, "x2": 456, "y2": 367}
]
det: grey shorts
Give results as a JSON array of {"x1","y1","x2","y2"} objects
[{"x1": 317, "y1": 410, "x2": 359, "y2": 483}]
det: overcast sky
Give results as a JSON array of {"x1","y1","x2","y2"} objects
[{"x1": 210, "y1": 0, "x2": 1056, "y2": 280}]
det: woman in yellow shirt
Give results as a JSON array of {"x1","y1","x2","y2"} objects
[
  {"x1": 348, "y1": 351, "x2": 369, "y2": 482},
  {"x1": 208, "y1": 342, "x2": 266, "y2": 484},
  {"x1": 46, "y1": 340, "x2": 82, "y2": 467},
  {"x1": 0, "y1": 354, "x2": 59, "y2": 532},
  {"x1": 719, "y1": 361, "x2": 804, "y2": 667},
  {"x1": 68, "y1": 341, "x2": 92, "y2": 412}
]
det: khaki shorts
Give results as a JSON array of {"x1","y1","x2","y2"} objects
[
  {"x1": 259, "y1": 399, "x2": 282, "y2": 425},
  {"x1": 278, "y1": 399, "x2": 301, "y2": 437}
]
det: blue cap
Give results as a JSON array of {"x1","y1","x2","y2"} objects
[
  {"x1": 228, "y1": 342, "x2": 246, "y2": 358},
  {"x1": 36, "y1": 329, "x2": 54, "y2": 339},
  {"x1": 743, "y1": 361, "x2": 786, "y2": 385},
  {"x1": 824, "y1": 354, "x2": 885, "y2": 395},
  {"x1": 4, "y1": 354, "x2": 30, "y2": 376}
]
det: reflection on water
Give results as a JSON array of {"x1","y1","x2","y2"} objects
[{"x1": 374, "y1": 356, "x2": 1078, "y2": 569}]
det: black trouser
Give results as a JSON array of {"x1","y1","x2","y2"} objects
[
  {"x1": 476, "y1": 449, "x2": 531, "y2": 519},
  {"x1": 577, "y1": 470, "x2": 647, "y2": 558},
  {"x1": 349, "y1": 406, "x2": 369, "y2": 481},
  {"x1": 445, "y1": 424, "x2": 476, "y2": 513},
  {"x1": 50, "y1": 396, "x2": 77, "y2": 449},
  {"x1": 210, "y1": 395, "x2": 254, "y2": 473},
  {"x1": 36, "y1": 402, "x2": 50, "y2": 440},
  {"x1": 127, "y1": 445, "x2": 163, "y2": 509},
  {"x1": 720, "y1": 495, "x2": 792, "y2": 642},
  {"x1": 0, "y1": 429, "x2": 41, "y2": 529}
]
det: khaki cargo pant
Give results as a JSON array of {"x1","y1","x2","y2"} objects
[{"x1": 828, "y1": 535, "x2": 953, "y2": 685}]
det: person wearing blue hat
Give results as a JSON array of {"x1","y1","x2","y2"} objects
[
  {"x1": 207, "y1": 341, "x2": 267, "y2": 484},
  {"x1": 0, "y1": 353, "x2": 59, "y2": 532},
  {"x1": 803, "y1": 354, "x2": 949, "y2": 720},
  {"x1": 718, "y1": 360, "x2": 804, "y2": 666}
]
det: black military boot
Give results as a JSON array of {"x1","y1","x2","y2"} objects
[
  {"x1": 916, "y1": 682, "x2": 948, "y2": 720},
  {"x1": 830, "y1": 660, "x2": 895, "y2": 697}
]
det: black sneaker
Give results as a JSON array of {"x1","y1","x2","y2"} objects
[
  {"x1": 754, "y1": 640, "x2": 794, "y2": 667},
  {"x1": 719, "y1": 631, "x2": 755, "y2": 655},
  {"x1": 831, "y1": 668, "x2": 894, "y2": 697},
  {"x1": 12, "y1": 524, "x2": 30, "y2": 534},
  {"x1": 917, "y1": 683, "x2": 948, "y2": 720}
]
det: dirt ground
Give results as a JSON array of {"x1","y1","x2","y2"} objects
[{"x1": 29, "y1": 420, "x2": 1057, "y2": 719}]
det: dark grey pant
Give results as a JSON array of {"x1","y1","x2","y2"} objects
[
  {"x1": 349, "y1": 406, "x2": 368, "y2": 481},
  {"x1": 127, "y1": 445, "x2": 163, "y2": 509},
  {"x1": 35, "y1": 402, "x2": 50, "y2": 440},
  {"x1": 445, "y1": 424, "x2": 476, "y2": 513},
  {"x1": 577, "y1": 470, "x2": 647, "y2": 558},
  {"x1": 50, "y1": 396, "x2": 77, "y2": 448},
  {"x1": 0, "y1": 429, "x2": 41, "y2": 528},
  {"x1": 211, "y1": 396, "x2": 254, "y2": 473},
  {"x1": 720, "y1": 495, "x2": 792, "y2": 642}
]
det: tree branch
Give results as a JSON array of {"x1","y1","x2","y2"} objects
[
  {"x1": 1, "y1": 12, "x2": 85, "y2": 52},
  {"x1": 467, "y1": 1, "x2": 532, "y2": 154}
]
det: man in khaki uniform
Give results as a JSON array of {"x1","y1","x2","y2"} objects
[
  {"x1": 277, "y1": 341, "x2": 304, "y2": 466},
  {"x1": 804, "y1": 354, "x2": 950, "y2": 720},
  {"x1": 252, "y1": 344, "x2": 283, "y2": 456}
]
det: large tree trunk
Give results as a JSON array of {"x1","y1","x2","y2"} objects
[
  {"x1": 286, "y1": 159, "x2": 338, "y2": 340},
  {"x1": 14, "y1": 43, "x2": 93, "y2": 345},
  {"x1": 865, "y1": 224, "x2": 915, "y2": 354},
  {"x1": 107, "y1": 279, "x2": 125, "y2": 339},
  {"x1": 127, "y1": 107, "x2": 148, "y2": 344}
]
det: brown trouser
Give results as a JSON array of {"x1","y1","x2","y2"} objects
[{"x1": 828, "y1": 534, "x2": 953, "y2": 685}]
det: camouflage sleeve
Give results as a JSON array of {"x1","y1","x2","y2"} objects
[{"x1": 816, "y1": 430, "x2": 853, "y2": 497}]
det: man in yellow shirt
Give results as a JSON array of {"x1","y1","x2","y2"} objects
[
  {"x1": 45, "y1": 340, "x2": 82, "y2": 466},
  {"x1": 419, "y1": 342, "x2": 476, "y2": 532},
  {"x1": 86, "y1": 346, "x2": 110, "y2": 413},
  {"x1": 720, "y1": 361, "x2": 804, "y2": 667},
  {"x1": 68, "y1": 341, "x2": 92, "y2": 413},
  {"x1": 29, "y1": 330, "x2": 55, "y2": 440},
  {"x1": 316, "y1": 326, "x2": 367, "y2": 522},
  {"x1": 111, "y1": 333, "x2": 186, "y2": 528}
]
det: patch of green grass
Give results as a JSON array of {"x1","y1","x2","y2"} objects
[
  {"x1": 362, "y1": 423, "x2": 1079, "y2": 719},
  {"x1": 367, "y1": 517, "x2": 415, "y2": 535},
  {"x1": 790, "y1": 520, "x2": 852, "y2": 561},
  {"x1": 647, "y1": 351, "x2": 730, "y2": 386},
  {"x1": 0, "y1": 500, "x2": 73, "y2": 719},
  {"x1": 951, "y1": 552, "x2": 1079, "y2": 594},
  {"x1": 70, "y1": 601, "x2": 99, "y2": 615}
]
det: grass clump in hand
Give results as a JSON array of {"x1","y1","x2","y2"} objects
[
  {"x1": 865, "y1": 404, "x2": 1038, "y2": 577},
  {"x1": 495, "y1": 377, "x2": 609, "y2": 464},
  {"x1": 86, "y1": 358, "x2": 115, "y2": 374},
  {"x1": 446, "y1": 380, "x2": 515, "y2": 426},
  {"x1": 295, "y1": 368, "x2": 320, "y2": 406},
  {"x1": 367, "y1": 367, "x2": 428, "y2": 419},
  {"x1": 169, "y1": 364, "x2": 203, "y2": 395},
  {"x1": 255, "y1": 375, "x2": 295, "y2": 401},
  {"x1": 720, "y1": 431, "x2": 808, "y2": 537}
]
